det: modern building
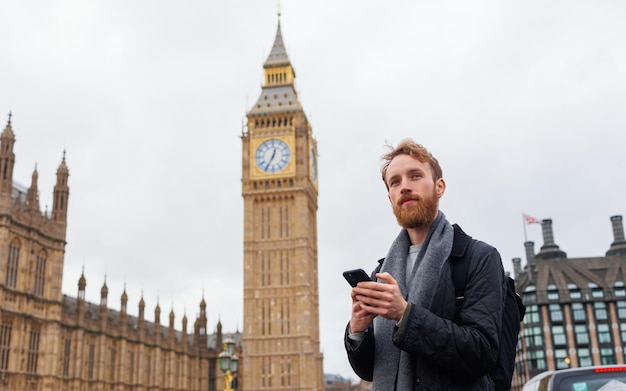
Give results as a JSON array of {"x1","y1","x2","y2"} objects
[
  {"x1": 0, "y1": 114, "x2": 241, "y2": 391},
  {"x1": 241, "y1": 15, "x2": 324, "y2": 391},
  {"x1": 511, "y1": 216, "x2": 626, "y2": 390}
]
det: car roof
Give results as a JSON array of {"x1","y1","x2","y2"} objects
[{"x1": 551, "y1": 365, "x2": 626, "y2": 379}]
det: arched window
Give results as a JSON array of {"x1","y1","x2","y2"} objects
[
  {"x1": 5, "y1": 239, "x2": 20, "y2": 289},
  {"x1": 34, "y1": 251, "x2": 47, "y2": 296}
]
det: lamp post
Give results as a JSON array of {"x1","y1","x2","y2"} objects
[{"x1": 219, "y1": 335, "x2": 238, "y2": 391}]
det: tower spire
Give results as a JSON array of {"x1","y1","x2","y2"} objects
[
  {"x1": 264, "y1": 16, "x2": 291, "y2": 69},
  {"x1": 0, "y1": 112, "x2": 16, "y2": 194},
  {"x1": 26, "y1": 164, "x2": 40, "y2": 212},
  {"x1": 52, "y1": 150, "x2": 70, "y2": 225}
]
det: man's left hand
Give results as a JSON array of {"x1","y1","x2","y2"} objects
[{"x1": 352, "y1": 272, "x2": 408, "y2": 321}]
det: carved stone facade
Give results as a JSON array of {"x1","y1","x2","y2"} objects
[
  {"x1": 241, "y1": 17, "x2": 324, "y2": 391},
  {"x1": 0, "y1": 115, "x2": 241, "y2": 391}
]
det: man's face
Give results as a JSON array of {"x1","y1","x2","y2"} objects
[{"x1": 385, "y1": 154, "x2": 445, "y2": 229}]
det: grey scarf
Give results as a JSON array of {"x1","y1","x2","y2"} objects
[{"x1": 372, "y1": 211, "x2": 454, "y2": 390}]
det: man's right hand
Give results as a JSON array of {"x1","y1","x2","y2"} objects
[{"x1": 349, "y1": 282, "x2": 377, "y2": 333}]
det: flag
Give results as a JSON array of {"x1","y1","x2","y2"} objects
[{"x1": 524, "y1": 214, "x2": 542, "y2": 225}]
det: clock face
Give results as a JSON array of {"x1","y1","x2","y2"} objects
[{"x1": 255, "y1": 139, "x2": 291, "y2": 173}]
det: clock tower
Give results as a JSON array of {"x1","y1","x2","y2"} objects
[{"x1": 241, "y1": 16, "x2": 323, "y2": 391}]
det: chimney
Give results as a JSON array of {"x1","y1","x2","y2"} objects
[
  {"x1": 607, "y1": 215, "x2": 626, "y2": 256},
  {"x1": 535, "y1": 219, "x2": 567, "y2": 260},
  {"x1": 512, "y1": 257, "x2": 522, "y2": 278},
  {"x1": 524, "y1": 241, "x2": 536, "y2": 266}
]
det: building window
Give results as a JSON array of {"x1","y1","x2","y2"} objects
[
  {"x1": 524, "y1": 326, "x2": 544, "y2": 348},
  {"x1": 594, "y1": 302, "x2": 608, "y2": 320},
  {"x1": 547, "y1": 284, "x2": 559, "y2": 300},
  {"x1": 26, "y1": 325, "x2": 40, "y2": 374},
  {"x1": 552, "y1": 325, "x2": 567, "y2": 346},
  {"x1": 528, "y1": 350, "x2": 546, "y2": 372},
  {"x1": 615, "y1": 282, "x2": 626, "y2": 297},
  {"x1": 209, "y1": 358, "x2": 216, "y2": 391},
  {"x1": 5, "y1": 243, "x2": 20, "y2": 289},
  {"x1": 33, "y1": 253, "x2": 46, "y2": 296},
  {"x1": 524, "y1": 304, "x2": 541, "y2": 324},
  {"x1": 597, "y1": 323, "x2": 612, "y2": 344},
  {"x1": 0, "y1": 318, "x2": 12, "y2": 371},
  {"x1": 620, "y1": 323, "x2": 626, "y2": 343},
  {"x1": 109, "y1": 346, "x2": 116, "y2": 382},
  {"x1": 575, "y1": 324, "x2": 590, "y2": 345},
  {"x1": 129, "y1": 351, "x2": 135, "y2": 383},
  {"x1": 145, "y1": 351, "x2": 151, "y2": 385},
  {"x1": 549, "y1": 304, "x2": 564, "y2": 323},
  {"x1": 87, "y1": 343, "x2": 95, "y2": 380},
  {"x1": 578, "y1": 348, "x2": 592, "y2": 367},
  {"x1": 568, "y1": 283, "x2": 581, "y2": 300},
  {"x1": 590, "y1": 282, "x2": 604, "y2": 299},
  {"x1": 555, "y1": 349, "x2": 570, "y2": 369},
  {"x1": 63, "y1": 338, "x2": 71, "y2": 377},
  {"x1": 601, "y1": 347, "x2": 615, "y2": 365},
  {"x1": 618, "y1": 301, "x2": 626, "y2": 319},
  {"x1": 523, "y1": 286, "x2": 537, "y2": 303},
  {"x1": 571, "y1": 302, "x2": 587, "y2": 322}
]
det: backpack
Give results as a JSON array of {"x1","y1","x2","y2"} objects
[{"x1": 451, "y1": 226, "x2": 526, "y2": 391}]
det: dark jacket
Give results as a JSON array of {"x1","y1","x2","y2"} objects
[{"x1": 345, "y1": 225, "x2": 505, "y2": 390}]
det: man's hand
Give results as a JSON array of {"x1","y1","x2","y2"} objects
[{"x1": 350, "y1": 272, "x2": 407, "y2": 332}]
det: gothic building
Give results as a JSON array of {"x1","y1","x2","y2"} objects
[
  {"x1": 511, "y1": 216, "x2": 626, "y2": 390},
  {"x1": 0, "y1": 115, "x2": 241, "y2": 391},
  {"x1": 241, "y1": 16, "x2": 325, "y2": 391}
]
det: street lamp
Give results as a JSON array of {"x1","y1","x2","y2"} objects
[{"x1": 219, "y1": 336, "x2": 238, "y2": 391}]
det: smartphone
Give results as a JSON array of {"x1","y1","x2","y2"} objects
[{"x1": 343, "y1": 268, "x2": 373, "y2": 287}]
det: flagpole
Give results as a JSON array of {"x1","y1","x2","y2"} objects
[{"x1": 522, "y1": 213, "x2": 528, "y2": 243}]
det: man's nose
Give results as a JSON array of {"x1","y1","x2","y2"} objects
[{"x1": 400, "y1": 179, "x2": 411, "y2": 193}]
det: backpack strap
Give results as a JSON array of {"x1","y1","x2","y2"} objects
[{"x1": 449, "y1": 224, "x2": 473, "y2": 307}]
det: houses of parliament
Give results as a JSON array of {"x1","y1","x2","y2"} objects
[
  {"x1": 0, "y1": 112, "x2": 242, "y2": 391},
  {"x1": 0, "y1": 15, "x2": 325, "y2": 391}
]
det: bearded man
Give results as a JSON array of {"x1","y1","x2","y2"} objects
[{"x1": 344, "y1": 139, "x2": 506, "y2": 390}]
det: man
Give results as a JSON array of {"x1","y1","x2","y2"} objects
[{"x1": 344, "y1": 139, "x2": 506, "y2": 390}]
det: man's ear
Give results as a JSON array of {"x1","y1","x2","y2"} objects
[{"x1": 435, "y1": 178, "x2": 446, "y2": 198}]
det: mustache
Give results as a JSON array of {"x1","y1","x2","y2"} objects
[{"x1": 398, "y1": 194, "x2": 422, "y2": 205}]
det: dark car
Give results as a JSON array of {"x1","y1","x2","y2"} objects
[{"x1": 523, "y1": 365, "x2": 626, "y2": 391}]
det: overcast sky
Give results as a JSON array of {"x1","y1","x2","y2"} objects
[{"x1": 1, "y1": 0, "x2": 625, "y2": 382}]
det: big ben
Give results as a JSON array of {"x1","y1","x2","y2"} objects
[{"x1": 241, "y1": 15, "x2": 324, "y2": 391}]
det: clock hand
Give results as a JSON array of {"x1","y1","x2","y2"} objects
[{"x1": 265, "y1": 148, "x2": 277, "y2": 171}]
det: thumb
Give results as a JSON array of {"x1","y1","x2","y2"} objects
[{"x1": 376, "y1": 272, "x2": 398, "y2": 285}]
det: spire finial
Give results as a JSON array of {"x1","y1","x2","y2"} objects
[
  {"x1": 7, "y1": 111, "x2": 11, "y2": 125},
  {"x1": 62, "y1": 149, "x2": 66, "y2": 162},
  {"x1": 277, "y1": 1, "x2": 281, "y2": 19}
]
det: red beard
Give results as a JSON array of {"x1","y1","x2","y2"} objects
[{"x1": 392, "y1": 190, "x2": 438, "y2": 229}]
